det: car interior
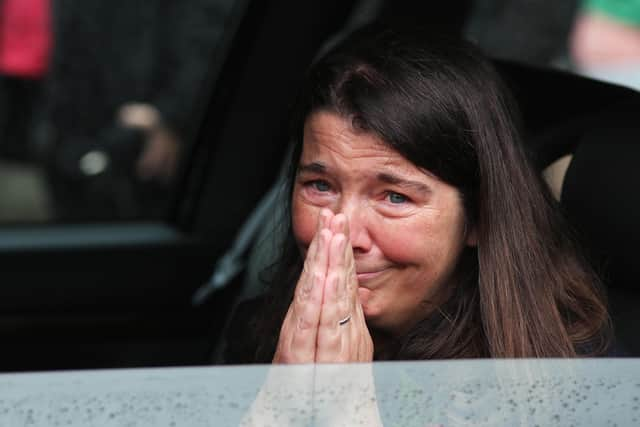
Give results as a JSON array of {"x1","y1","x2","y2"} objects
[
  {"x1": 0, "y1": 0, "x2": 638, "y2": 374},
  {"x1": 496, "y1": 61, "x2": 640, "y2": 356}
]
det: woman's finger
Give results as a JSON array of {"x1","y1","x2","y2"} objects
[
  {"x1": 293, "y1": 209, "x2": 332, "y2": 309},
  {"x1": 274, "y1": 209, "x2": 332, "y2": 363},
  {"x1": 290, "y1": 228, "x2": 331, "y2": 353},
  {"x1": 341, "y1": 233, "x2": 374, "y2": 361},
  {"x1": 317, "y1": 213, "x2": 374, "y2": 362},
  {"x1": 331, "y1": 213, "x2": 358, "y2": 328},
  {"x1": 327, "y1": 213, "x2": 352, "y2": 318},
  {"x1": 316, "y1": 232, "x2": 351, "y2": 362},
  {"x1": 342, "y1": 230, "x2": 374, "y2": 362}
]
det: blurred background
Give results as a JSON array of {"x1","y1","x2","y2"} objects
[
  {"x1": 1, "y1": 0, "x2": 639, "y2": 224},
  {"x1": 0, "y1": 0, "x2": 232, "y2": 223}
]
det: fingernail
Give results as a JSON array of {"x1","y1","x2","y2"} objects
[
  {"x1": 309, "y1": 271, "x2": 323, "y2": 293},
  {"x1": 318, "y1": 209, "x2": 329, "y2": 230}
]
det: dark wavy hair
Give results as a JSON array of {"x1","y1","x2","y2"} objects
[{"x1": 253, "y1": 25, "x2": 611, "y2": 361}]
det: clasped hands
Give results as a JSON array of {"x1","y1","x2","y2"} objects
[
  {"x1": 244, "y1": 213, "x2": 379, "y2": 425},
  {"x1": 273, "y1": 208, "x2": 374, "y2": 363}
]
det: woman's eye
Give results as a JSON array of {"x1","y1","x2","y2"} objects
[
  {"x1": 387, "y1": 192, "x2": 408, "y2": 204},
  {"x1": 310, "y1": 180, "x2": 330, "y2": 192}
]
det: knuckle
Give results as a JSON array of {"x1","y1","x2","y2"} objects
[
  {"x1": 319, "y1": 311, "x2": 337, "y2": 329},
  {"x1": 297, "y1": 315, "x2": 314, "y2": 331},
  {"x1": 327, "y1": 271, "x2": 339, "y2": 285},
  {"x1": 313, "y1": 271, "x2": 324, "y2": 284},
  {"x1": 296, "y1": 287, "x2": 310, "y2": 302}
]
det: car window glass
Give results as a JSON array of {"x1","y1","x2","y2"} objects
[
  {"x1": 0, "y1": 0, "x2": 237, "y2": 223},
  {"x1": 1, "y1": 360, "x2": 638, "y2": 426}
]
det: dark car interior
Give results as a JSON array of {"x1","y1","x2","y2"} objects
[
  {"x1": 0, "y1": 0, "x2": 638, "y2": 373},
  {"x1": 496, "y1": 62, "x2": 640, "y2": 355}
]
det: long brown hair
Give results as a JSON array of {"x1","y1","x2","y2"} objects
[{"x1": 254, "y1": 25, "x2": 610, "y2": 361}]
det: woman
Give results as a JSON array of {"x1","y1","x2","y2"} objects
[{"x1": 224, "y1": 25, "x2": 612, "y2": 364}]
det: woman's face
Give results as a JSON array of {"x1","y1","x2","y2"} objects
[{"x1": 292, "y1": 111, "x2": 475, "y2": 336}]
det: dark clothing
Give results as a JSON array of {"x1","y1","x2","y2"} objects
[
  {"x1": 48, "y1": 0, "x2": 227, "y2": 140},
  {"x1": 223, "y1": 296, "x2": 271, "y2": 364},
  {"x1": 0, "y1": 76, "x2": 42, "y2": 161},
  {"x1": 42, "y1": 0, "x2": 230, "y2": 220}
]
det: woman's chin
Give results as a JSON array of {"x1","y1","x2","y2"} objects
[{"x1": 359, "y1": 288, "x2": 383, "y2": 321}]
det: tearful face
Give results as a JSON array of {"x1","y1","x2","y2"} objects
[{"x1": 291, "y1": 111, "x2": 475, "y2": 336}]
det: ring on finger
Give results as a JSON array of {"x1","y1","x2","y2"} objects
[{"x1": 338, "y1": 314, "x2": 351, "y2": 326}]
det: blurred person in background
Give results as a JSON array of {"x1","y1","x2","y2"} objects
[
  {"x1": 570, "y1": 0, "x2": 640, "y2": 90},
  {"x1": 39, "y1": 0, "x2": 230, "y2": 221},
  {"x1": 0, "y1": 0, "x2": 51, "y2": 162},
  {"x1": 464, "y1": 0, "x2": 580, "y2": 67}
]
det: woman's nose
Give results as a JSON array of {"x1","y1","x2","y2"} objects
[{"x1": 339, "y1": 200, "x2": 372, "y2": 254}]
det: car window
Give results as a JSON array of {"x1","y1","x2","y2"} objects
[
  {"x1": 0, "y1": 0, "x2": 237, "y2": 223},
  {"x1": 1, "y1": 359, "x2": 638, "y2": 426},
  {"x1": 1, "y1": 0, "x2": 638, "y2": 420}
]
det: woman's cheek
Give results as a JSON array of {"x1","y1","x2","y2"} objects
[
  {"x1": 291, "y1": 197, "x2": 319, "y2": 249},
  {"x1": 376, "y1": 221, "x2": 425, "y2": 264}
]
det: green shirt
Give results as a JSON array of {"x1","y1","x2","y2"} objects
[{"x1": 584, "y1": 0, "x2": 640, "y2": 25}]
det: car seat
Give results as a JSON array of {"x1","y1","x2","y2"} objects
[
  {"x1": 498, "y1": 62, "x2": 640, "y2": 355},
  {"x1": 560, "y1": 106, "x2": 640, "y2": 356}
]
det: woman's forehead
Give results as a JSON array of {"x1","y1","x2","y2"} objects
[
  {"x1": 303, "y1": 112, "x2": 396, "y2": 160},
  {"x1": 301, "y1": 111, "x2": 433, "y2": 180}
]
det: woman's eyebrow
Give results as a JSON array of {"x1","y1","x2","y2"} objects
[
  {"x1": 376, "y1": 172, "x2": 431, "y2": 194},
  {"x1": 297, "y1": 162, "x2": 327, "y2": 174},
  {"x1": 297, "y1": 163, "x2": 430, "y2": 193}
]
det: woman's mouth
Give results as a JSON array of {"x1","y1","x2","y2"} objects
[{"x1": 356, "y1": 269, "x2": 387, "y2": 282}]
